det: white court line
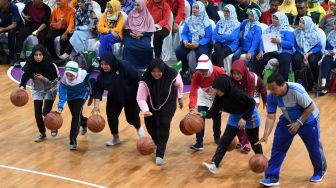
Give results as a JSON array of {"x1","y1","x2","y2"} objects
[{"x1": 0, "y1": 165, "x2": 107, "y2": 188}]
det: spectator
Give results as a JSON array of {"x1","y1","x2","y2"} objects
[
  {"x1": 278, "y1": 0, "x2": 297, "y2": 24},
  {"x1": 199, "y1": 0, "x2": 220, "y2": 23},
  {"x1": 291, "y1": 0, "x2": 307, "y2": 28},
  {"x1": 320, "y1": 0, "x2": 336, "y2": 35},
  {"x1": 260, "y1": 0, "x2": 280, "y2": 25},
  {"x1": 307, "y1": 0, "x2": 326, "y2": 24},
  {"x1": 256, "y1": 0, "x2": 270, "y2": 13},
  {"x1": 120, "y1": 0, "x2": 135, "y2": 14},
  {"x1": 234, "y1": 0, "x2": 260, "y2": 22},
  {"x1": 167, "y1": 0, "x2": 185, "y2": 33}
]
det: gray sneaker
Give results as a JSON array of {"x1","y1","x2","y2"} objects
[
  {"x1": 35, "y1": 134, "x2": 47, "y2": 143},
  {"x1": 105, "y1": 138, "x2": 121, "y2": 146},
  {"x1": 155, "y1": 157, "x2": 164, "y2": 166},
  {"x1": 80, "y1": 126, "x2": 87, "y2": 135},
  {"x1": 70, "y1": 144, "x2": 77, "y2": 150},
  {"x1": 202, "y1": 162, "x2": 217, "y2": 175}
]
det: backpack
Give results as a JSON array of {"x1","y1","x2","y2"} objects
[
  {"x1": 296, "y1": 65, "x2": 314, "y2": 92},
  {"x1": 73, "y1": 52, "x2": 89, "y2": 71}
]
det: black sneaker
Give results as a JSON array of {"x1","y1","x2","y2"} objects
[
  {"x1": 190, "y1": 143, "x2": 204, "y2": 151},
  {"x1": 51, "y1": 130, "x2": 58, "y2": 137},
  {"x1": 35, "y1": 134, "x2": 47, "y2": 142},
  {"x1": 214, "y1": 138, "x2": 219, "y2": 145},
  {"x1": 80, "y1": 126, "x2": 87, "y2": 135},
  {"x1": 235, "y1": 143, "x2": 243, "y2": 149}
]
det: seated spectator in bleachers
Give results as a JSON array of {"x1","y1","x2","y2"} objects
[
  {"x1": 120, "y1": 0, "x2": 135, "y2": 14},
  {"x1": 166, "y1": 0, "x2": 185, "y2": 33},
  {"x1": 260, "y1": 0, "x2": 280, "y2": 25},
  {"x1": 147, "y1": 0, "x2": 171, "y2": 58},
  {"x1": 45, "y1": 0, "x2": 74, "y2": 60},
  {"x1": 307, "y1": 0, "x2": 326, "y2": 25},
  {"x1": 234, "y1": 0, "x2": 260, "y2": 22},
  {"x1": 321, "y1": 0, "x2": 329, "y2": 12},
  {"x1": 232, "y1": 8, "x2": 262, "y2": 71},
  {"x1": 291, "y1": 0, "x2": 307, "y2": 28},
  {"x1": 255, "y1": 12, "x2": 294, "y2": 81},
  {"x1": 293, "y1": 16, "x2": 322, "y2": 90},
  {"x1": 199, "y1": 0, "x2": 220, "y2": 23},
  {"x1": 14, "y1": 0, "x2": 51, "y2": 65},
  {"x1": 123, "y1": 0, "x2": 155, "y2": 70},
  {"x1": 175, "y1": 1, "x2": 213, "y2": 79},
  {"x1": 0, "y1": 0, "x2": 23, "y2": 65},
  {"x1": 62, "y1": 0, "x2": 98, "y2": 57},
  {"x1": 320, "y1": 19, "x2": 336, "y2": 95},
  {"x1": 278, "y1": 0, "x2": 297, "y2": 25},
  {"x1": 320, "y1": 0, "x2": 336, "y2": 35},
  {"x1": 256, "y1": 0, "x2": 270, "y2": 13},
  {"x1": 212, "y1": 4, "x2": 240, "y2": 67},
  {"x1": 98, "y1": 0, "x2": 123, "y2": 57}
]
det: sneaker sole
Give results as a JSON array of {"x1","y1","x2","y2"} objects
[
  {"x1": 190, "y1": 146, "x2": 204, "y2": 151},
  {"x1": 106, "y1": 142, "x2": 121, "y2": 147},
  {"x1": 201, "y1": 163, "x2": 216, "y2": 175},
  {"x1": 34, "y1": 138, "x2": 47, "y2": 143},
  {"x1": 259, "y1": 181, "x2": 280, "y2": 186}
]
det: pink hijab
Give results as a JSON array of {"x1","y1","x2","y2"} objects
[{"x1": 124, "y1": 0, "x2": 155, "y2": 34}]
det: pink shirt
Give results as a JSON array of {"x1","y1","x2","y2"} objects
[{"x1": 136, "y1": 74, "x2": 183, "y2": 112}]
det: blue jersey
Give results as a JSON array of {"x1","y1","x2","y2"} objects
[{"x1": 267, "y1": 82, "x2": 319, "y2": 125}]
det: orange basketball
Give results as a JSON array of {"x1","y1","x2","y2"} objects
[
  {"x1": 137, "y1": 137, "x2": 155, "y2": 155},
  {"x1": 44, "y1": 111, "x2": 63, "y2": 130},
  {"x1": 179, "y1": 117, "x2": 193, "y2": 135},
  {"x1": 227, "y1": 136, "x2": 239, "y2": 151},
  {"x1": 182, "y1": 113, "x2": 204, "y2": 134},
  {"x1": 249, "y1": 154, "x2": 269, "y2": 173},
  {"x1": 10, "y1": 88, "x2": 29, "y2": 107},
  {"x1": 87, "y1": 114, "x2": 105, "y2": 133}
]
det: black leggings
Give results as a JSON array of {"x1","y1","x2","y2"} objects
[
  {"x1": 68, "y1": 99, "x2": 86, "y2": 145},
  {"x1": 34, "y1": 100, "x2": 55, "y2": 135},
  {"x1": 212, "y1": 125, "x2": 263, "y2": 167},
  {"x1": 293, "y1": 51, "x2": 322, "y2": 83},
  {"x1": 106, "y1": 96, "x2": 141, "y2": 135},
  {"x1": 153, "y1": 27, "x2": 170, "y2": 58},
  {"x1": 213, "y1": 42, "x2": 233, "y2": 67}
]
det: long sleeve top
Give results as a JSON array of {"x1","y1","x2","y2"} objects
[
  {"x1": 181, "y1": 24, "x2": 212, "y2": 45},
  {"x1": 213, "y1": 25, "x2": 240, "y2": 52},
  {"x1": 98, "y1": 13, "x2": 124, "y2": 39},
  {"x1": 294, "y1": 41, "x2": 322, "y2": 54},
  {"x1": 147, "y1": 0, "x2": 172, "y2": 31},
  {"x1": 167, "y1": 0, "x2": 185, "y2": 25},
  {"x1": 240, "y1": 20, "x2": 262, "y2": 54},
  {"x1": 260, "y1": 30, "x2": 295, "y2": 55},
  {"x1": 136, "y1": 74, "x2": 183, "y2": 112},
  {"x1": 50, "y1": 5, "x2": 75, "y2": 32}
]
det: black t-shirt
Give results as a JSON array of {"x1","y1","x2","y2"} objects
[{"x1": 234, "y1": 2, "x2": 261, "y2": 22}]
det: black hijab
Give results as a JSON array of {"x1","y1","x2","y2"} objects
[
  {"x1": 141, "y1": 58, "x2": 178, "y2": 110},
  {"x1": 22, "y1": 44, "x2": 58, "y2": 81},
  {"x1": 212, "y1": 75, "x2": 238, "y2": 97}
]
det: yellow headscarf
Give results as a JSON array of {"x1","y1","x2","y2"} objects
[
  {"x1": 279, "y1": 0, "x2": 298, "y2": 16},
  {"x1": 106, "y1": 0, "x2": 121, "y2": 20}
]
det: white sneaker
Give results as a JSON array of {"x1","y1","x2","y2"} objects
[
  {"x1": 202, "y1": 162, "x2": 217, "y2": 175},
  {"x1": 137, "y1": 127, "x2": 145, "y2": 138},
  {"x1": 59, "y1": 53, "x2": 69, "y2": 60},
  {"x1": 105, "y1": 138, "x2": 121, "y2": 146},
  {"x1": 155, "y1": 157, "x2": 164, "y2": 166}
]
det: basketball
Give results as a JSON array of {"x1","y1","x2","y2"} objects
[
  {"x1": 44, "y1": 111, "x2": 63, "y2": 130},
  {"x1": 180, "y1": 113, "x2": 204, "y2": 135},
  {"x1": 87, "y1": 114, "x2": 105, "y2": 133},
  {"x1": 227, "y1": 136, "x2": 239, "y2": 151},
  {"x1": 137, "y1": 137, "x2": 155, "y2": 155},
  {"x1": 179, "y1": 117, "x2": 193, "y2": 135},
  {"x1": 249, "y1": 154, "x2": 269, "y2": 173},
  {"x1": 10, "y1": 88, "x2": 29, "y2": 107}
]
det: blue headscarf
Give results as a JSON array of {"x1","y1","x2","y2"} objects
[
  {"x1": 186, "y1": 1, "x2": 211, "y2": 43},
  {"x1": 243, "y1": 8, "x2": 261, "y2": 39}
]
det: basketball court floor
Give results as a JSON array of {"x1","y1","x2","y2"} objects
[{"x1": 1, "y1": 64, "x2": 335, "y2": 187}]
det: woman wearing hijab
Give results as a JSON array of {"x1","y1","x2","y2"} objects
[
  {"x1": 147, "y1": 0, "x2": 172, "y2": 58},
  {"x1": 58, "y1": 61, "x2": 93, "y2": 150},
  {"x1": 320, "y1": 20, "x2": 336, "y2": 95},
  {"x1": 230, "y1": 59, "x2": 267, "y2": 153},
  {"x1": 293, "y1": 16, "x2": 322, "y2": 91},
  {"x1": 175, "y1": 1, "x2": 213, "y2": 78},
  {"x1": 278, "y1": 0, "x2": 297, "y2": 22},
  {"x1": 136, "y1": 58, "x2": 183, "y2": 166},
  {"x1": 60, "y1": 0, "x2": 98, "y2": 58},
  {"x1": 92, "y1": 52, "x2": 145, "y2": 147},
  {"x1": 307, "y1": 0, "x2": 326, "y2": 24},
  {"x1": 200, "y1": 75, "x2": 263, "y2": 175},
  {"x1": 257, "y1": 0, "x2": 270, "y2": 12},
  {"x1": 232, "y1": 8, "x2": 262, "y2": 72},
  {"x1": 45, "y1": 0, "x2": 75, "y2": 60},
  {"x1": 212, "y1": 4, "x2": 240, "y2": 68},
  {"x1": 98, "y1": 0, "x2": 124, "y2": 57},
  {"x1": 255, "y1": 12, "x2": 295, "y2": 81},
  {"x1": 120, "y1": 0, "x2": 135, "y2": 14},
  {"x1": 123, "y1": 0, "x2": 156, "y2": 70},
  {"x1": 19, "y1": 45, "x2": 59, "y2": 142}
]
